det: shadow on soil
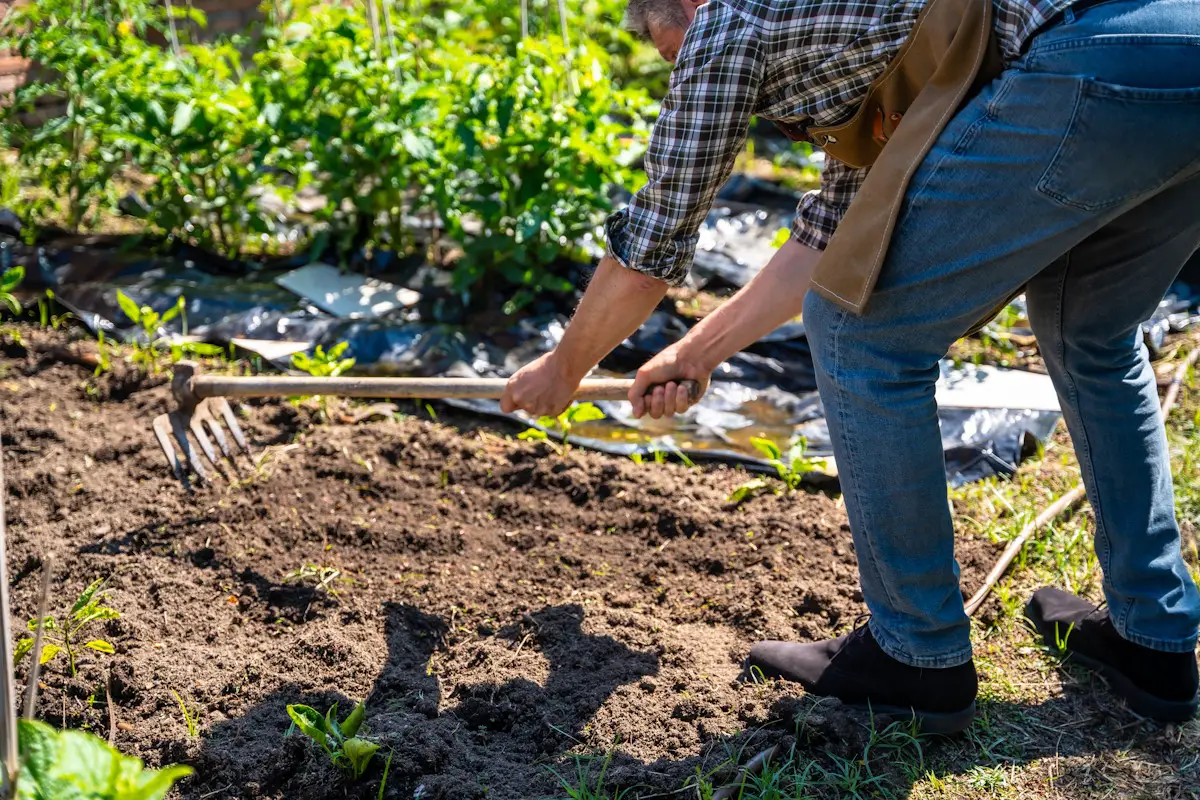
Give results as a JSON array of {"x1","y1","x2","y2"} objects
[{"x1": 185, "y1": 594, "x2": 1195, "y2": 800}]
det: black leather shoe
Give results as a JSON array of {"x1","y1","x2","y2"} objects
[
  {"x1": 746, "y1": 621, "x2": 978, "y2": 735},
  {"x1": 1025, "y1": 587, "x2": 1199, "y2": 722}
]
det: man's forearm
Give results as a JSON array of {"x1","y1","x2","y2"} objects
[
  {"x1": 552, "y1": 255, "x2": 670, "y2": 380},
  {"x1": 681, "y1": 239, "x2": 821, "y2": 370}
]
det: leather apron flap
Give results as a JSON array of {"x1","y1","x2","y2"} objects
[{"x1": 809, "y1": 0, "x2": 1004, "y2": 314}]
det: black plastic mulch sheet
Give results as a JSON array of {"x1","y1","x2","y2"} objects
[{"x1": 7, "y1": 192, "x2": 1195, "y2": 487}]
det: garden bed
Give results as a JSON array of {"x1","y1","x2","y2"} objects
[{"x1": 0, "y1": 325, "x2": 1012, "y2": 799}]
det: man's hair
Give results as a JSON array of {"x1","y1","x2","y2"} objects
[{"x1": 623, "y1": 0, "x2": 688, "y2": 40}]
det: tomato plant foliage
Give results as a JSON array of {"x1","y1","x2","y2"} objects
[{"x1": 2, "y1": 0, "x2": 654, "y2": 314}]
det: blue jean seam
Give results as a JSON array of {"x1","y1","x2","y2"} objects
[
  {"x1": 825, "y1": 304, "x2": 904, "y2": 615},
  {"x1": 1047, "y1": 250, "x2": 1129, "y2": 633},
  {"x1": 1117, "y1": 627, "x2": 1199, "y2": 654},
  {"x1": 869, "y1": 618, "x2": 973, "y2": 668}
]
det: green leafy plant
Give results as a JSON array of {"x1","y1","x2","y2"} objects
[
  {"x1": 14, "y1": 577, "x2": 120, "y2": 677},
  {"x1": 629, "y1": 444, "x2": 694, "y2": 467},
  {"x1": 727, "y1": 436, "x2": 826, "y2": 505},
  {"x1": 17, "y1": 718, "x2": 193, "y2": 799},
  {"x1": 0, "y1": 0, "x2": 186, "y2": 232},
  {"x1": 116, "y1": 290, "x2": 182, "y2": 373},
  {"x1": 291, "y1": 341, "x2": 356, "y2": 420},
  {"x1": 292, "y1": 341, "x2": 356, "y2": 378},
  {"x1": 252, "y1": 0, "x2": 438, "y2": 265},
  {"x1": 435, "y1": 38, "x2": 649, "y2": 313},
  {"x1": 171, "y1": 690, "x2": 201, "y2": 738},
  {"x1": 110, "y1": 30, "x2": 281, "y2": 258},
  {"x1": 286, "y1": 700, "x2": 380, "y2": 779},
  {"x1": 519, "y1": 401, "x2": 605, "y2": 452},
  {"x1": 0, "y1": 265, "x2": 24, "y2": 315},
  {"x1": 0, "y1": 155, "x2": 20, "y2": 209},
  {"x1": 36, "y1": 289, "x2": 73, "y2": 330}
]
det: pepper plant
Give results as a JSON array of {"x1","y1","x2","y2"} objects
[
  {"x1": 519, "y1": 401, "x2": 606, "y2": 452},
  {"x1": 14, "y1": 577, "x2": 119, "y2": 678},
  {"x1": 727, "y1": 436, "x2": 826, "y2": 505},
  {"x1": 106, "y1": 32, "x2": 276, "y2": 258},
  {"x1": 434, "y1": 38, "x2": 649, "y2": 312},
  {"x1": 252, "y1": 0, "x2": 440, "y2": 265},
  {"x1": 0, "y1": 0, "x2": 188, "y2": 232}
]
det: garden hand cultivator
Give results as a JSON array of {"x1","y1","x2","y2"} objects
[{"x1": 153, "y1": 361, "x2": 699, "y2": 486}]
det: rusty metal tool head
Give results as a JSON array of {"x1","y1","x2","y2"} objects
[{"x1": 153, "y1": 360, "x2": 701, "y2": 486}]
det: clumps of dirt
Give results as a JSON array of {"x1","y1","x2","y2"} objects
[{"x1": 0, "y1": 327, "x2": 1004, "y2": 799}]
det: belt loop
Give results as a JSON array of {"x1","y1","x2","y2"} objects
[{"x1": 1063, "y1": 6, "x2": 1076, "y2": 24}]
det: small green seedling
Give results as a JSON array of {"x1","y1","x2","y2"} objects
[
  {"x1": 171, "y1": 689, "x2": 201, "y2": 737},
  {"x1": 116, "y1": 291, "x2": 184, "y2": 373},
  {"x1": 37, "y1": 289, "x2": 73, "y2": 330},
  {"x1": 1054, "y1": 621, "x2": 1075, "y2": 652},
  {"x1": 629, "y1": 444, "x2": 695, "y2": 468},
  {"x1": 292, "y1": 341, "x2": 356, "y2": 378},
  {"x1": 727, "y1": 435, "x2": 826, "y2": 505},
  {"x1": 18, "y1": 718, "x2": 193, "y2": 799},
  {"x1": 291, "y1": 341, "x2": 355, "y2": 420},
  {"x1": 282, "y1": 564, "x2": 354, "y2": 595},
  {"x1": 519, "y1": 402, "x2": 606, "y2": 453},
  {"x1": 14, "y1": 577, "x2": 120, "y2": 677},
  {"x1": 286, "y1": 700, "x2": 380, "y2": 779},
  {"x1": 1, "y1": 265, "x2": 24, "y2": 315},
  {"x1": 93, "y1": 329, "x2": 123, "y2": 376}
]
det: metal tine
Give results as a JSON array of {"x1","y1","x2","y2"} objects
[
  {"x1": 196, "y1": 400, "x2": 244, "y2": 477},
  {"x1": 200, "y1": 408, "x2": 234, "y2": 461},
  {"x1": 211, "y1": 398, "x2": 253, "y2": 461},
  {"x1": 187, "y1": 410, "x2": 221, "y2": 470},
  {"x1": 169, "y1": 411, "x2": 209, "y2": 485},
  {"x1": 152, "y1": 413, "x2": 186, "y2": 484}
]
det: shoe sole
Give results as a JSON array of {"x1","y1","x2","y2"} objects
[
  {"x1": 741, "y1": 661, "x2": 977, "y2": 735},
  {"x1": 1026, "y1": 608, "x2": 1200, "y2": 723},
  {"x1": 845, "y1": 700, "x2": 977, "y2": 736}
]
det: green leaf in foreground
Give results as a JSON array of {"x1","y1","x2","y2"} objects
[{"x1": 17, "y1": 719, "x2": 193, "y2": 800}]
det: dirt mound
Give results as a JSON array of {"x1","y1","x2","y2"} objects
[{"x1": 0, "y1": 328, "x2": 1002, "y2": 799}]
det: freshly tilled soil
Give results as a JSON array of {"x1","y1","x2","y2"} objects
[{"x1": 0, "y1": 327, "x2": 1003, "y2": 799}]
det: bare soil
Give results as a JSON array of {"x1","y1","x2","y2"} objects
[{"x1": 0, "y1": 326, "x2": 1009, "y2": 799}]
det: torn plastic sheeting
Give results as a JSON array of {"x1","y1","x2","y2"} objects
[
  {"x1": 275, "y1": 262, "x2": 421, "y2": 319},
  {"x1": 438, "y1": 389, "x2": 1057, "y2": 488},
  {"x1": 3, "y1": 217, "x2": 1063, "y2": 487}
]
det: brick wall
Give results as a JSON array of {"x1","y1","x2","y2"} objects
[{"x1": 0, "y1": 0, "x2": 264, "y2": 103}]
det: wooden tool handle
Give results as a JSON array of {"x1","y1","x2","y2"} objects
[{"x1": 191, "y1": 374, "x2": 702, "y2": 403}]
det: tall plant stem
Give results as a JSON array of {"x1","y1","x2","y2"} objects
[{"x1": 366, "y1": 0, "x2": 382, "y2": 57}]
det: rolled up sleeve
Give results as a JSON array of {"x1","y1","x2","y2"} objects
[
  {"x1": 791, "y1": 157, "x2": 868, "y2": 251},
  {"x1": 604, "y1": 5, "x2": 765, "y2": 286}
]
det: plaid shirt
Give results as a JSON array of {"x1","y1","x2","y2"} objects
[{"x1": 605, "y1": 0, "x2": 1075, "y2": 285}]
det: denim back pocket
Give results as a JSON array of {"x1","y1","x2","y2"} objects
[{"x1": 1037, "y1": 79, "x2": 1200, "y2": 212}]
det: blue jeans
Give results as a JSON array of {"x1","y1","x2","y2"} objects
[{"x1": 803, "y1": 0, "x2": 1200, "y2": 667}]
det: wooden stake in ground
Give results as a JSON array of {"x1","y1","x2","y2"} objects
[
  {"x1": 965, "y1": 340, "x2": 1200, "y2": 616},
  {"x1": 0, "y1": 436, "x2": 18, "y2": 797}
]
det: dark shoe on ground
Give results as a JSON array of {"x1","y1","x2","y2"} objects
[
  {"x1": 746, "y1": 622, "x2": 978, "y2": 735},
  {"x1": 1025, "y1": 587, "x2": 1199, "y2": 722}
]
